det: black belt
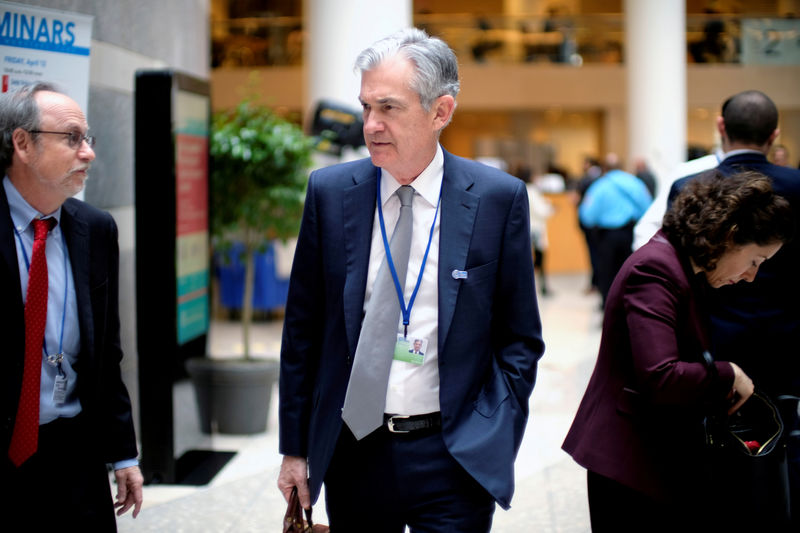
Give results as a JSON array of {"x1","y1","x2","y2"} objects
[{"x1": 384, "y1": 412, "x2": 441, "y2": 434}]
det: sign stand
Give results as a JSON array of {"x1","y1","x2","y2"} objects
[{"x1": 134, "y1": 70, "x2": 225, "y2": 484}]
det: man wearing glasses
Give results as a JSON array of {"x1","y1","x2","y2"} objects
[{"x1": 0, "y1": 83, "x2": 142, "y2": 530}]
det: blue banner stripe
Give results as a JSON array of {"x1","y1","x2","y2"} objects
[{"x1": 0, "y1": 37, "x2": 89, "y2": 56}]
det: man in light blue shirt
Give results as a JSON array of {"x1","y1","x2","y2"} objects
[{"x1": 579, "y1": 153, "x2": 652, "y2": 306}]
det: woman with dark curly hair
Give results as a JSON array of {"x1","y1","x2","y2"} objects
[{"x1": 562, "y1": 170, "x2": 794, "y2": 532}]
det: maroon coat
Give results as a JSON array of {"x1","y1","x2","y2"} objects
[{"x1": 563, "y1": 231, "x2": 735, "y2": 502}]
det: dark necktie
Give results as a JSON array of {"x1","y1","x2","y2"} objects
[
  {"x1": 9, "y1": 217, "x2": 56, "y2": 467},
  {"x1": 342, "y1": 186, "x2": 414, "y2": 439}
]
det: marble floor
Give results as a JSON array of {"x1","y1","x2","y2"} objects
[{"x1": 116, "y1": 272, "x2": 602, "y2": 532}]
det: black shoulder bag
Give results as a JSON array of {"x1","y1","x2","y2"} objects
[{"x1": 701, "y1": 350, "x2": 793, "y2": 528}]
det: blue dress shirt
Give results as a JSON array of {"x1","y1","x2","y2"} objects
[{"x1": 3, "y1": 177, "x2": 137, "y2": 470}]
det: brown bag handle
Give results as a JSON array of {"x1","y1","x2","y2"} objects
[{"x1": 283, "y1": 486, "x2": 314, "y2": 533}]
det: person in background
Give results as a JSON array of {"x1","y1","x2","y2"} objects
[
  {"x1": 570, "y1": 156, "x2": 602, "y2": 294},
  {"x1": 669, "y1": 89, "x2": 800, "y2": 526},
  {"x1": 0, "y1": 83, "x2": 142, "y2": 530},
  {"x1": 578, "y1": 152, "x2": 652, "y2": 307},
  {"x1": 564, "y1": 170, "x2": 793, "y2": 532},
  {"x1": 688, "y1": 8, "x2": 738, "y2": 63},
  {"x1": 527, "y1": 176, "x2": 555, "y2": 296},
  {"x1": 517, "y1": 164, "x2": 555, "y2": 296},
  {"x1": 770, "y1": 143, "x2": 790, "y2": 167},
  {"x1": 534, "y1": 162, "x2": 567, "y2": 193},
  {"x1": 277, "y1": 28, "x2": 544, "y2": 532},
  {"x1": 633, "y1": 157, "x2": 657, "y2": 198}
]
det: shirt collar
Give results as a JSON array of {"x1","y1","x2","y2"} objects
[
  {"x1": 3, "y1": 175, "x2": 62, "y2": 234},
  {"x1": 379, "y1": 145, "x2": 444, "y2": 208},
  {"x1": 721, "y1": 148, "x2": 764, "y2": 162}
]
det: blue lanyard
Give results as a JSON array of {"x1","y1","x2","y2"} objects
[
  {"x1": 14, "y1": 223, "x2": 68, "y2": 367},
  {"x1": 376, "y1": 168, "x2": 442, "y2": 337}
]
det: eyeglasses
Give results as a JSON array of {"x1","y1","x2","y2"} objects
[{"x1": 28, "y1": 130, "x2": 96, "y2": 149}]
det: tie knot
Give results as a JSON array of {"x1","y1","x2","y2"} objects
[
  {"x1": 396, "y1": 186, "x2": 414, "y2": 207},
  {"x1": 32, "y1": 217, "x2": 56, "y2": 240}
]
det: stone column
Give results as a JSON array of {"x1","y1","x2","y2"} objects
[
  {"x1": 304, "y1": 0, "x2": 412, "y2": 115},
  {"x1": 624, "y1": 0, "x2": 686, "y2": 181}
]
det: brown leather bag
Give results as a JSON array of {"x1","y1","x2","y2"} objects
[{"x1": 283, "y1": 486, "x2": 329, "y2": 533}]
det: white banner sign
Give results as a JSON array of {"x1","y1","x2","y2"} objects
[{"x1": 0, "y1": 1, "x2": 92, "y2": 111}]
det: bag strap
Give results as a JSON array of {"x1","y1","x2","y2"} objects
[
  {"x1": 284, "y1": 486, "x2": 315, "y2": 533},
  {"x1": 701, "y1": 350, "x2": 721, "y2": 386},
  {"x1": 700, "y1": 349, "x2": 732, "y2": 423},
  {"x1": 304, "y1": 500, "x2": 315, "y2": 529}
]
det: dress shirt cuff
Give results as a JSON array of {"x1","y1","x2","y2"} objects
[{"x1": 112, "y1": 458, "x2": 140, "y2": 471}]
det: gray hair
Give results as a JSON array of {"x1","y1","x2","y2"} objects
[
  {"x1": 0, "y1": 82, "x2": 62, "y2": 173},
  {"x1": 355, "y1": 28, "x2": 460, "y2": 114}
]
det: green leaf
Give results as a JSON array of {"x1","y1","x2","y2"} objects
[{"x1": 210, "y1": 100, "x2": 313, "y2": 244}]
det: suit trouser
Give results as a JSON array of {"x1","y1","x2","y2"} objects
[
  {"x1": 324, "y1": 423, "x2": 495, "y2": 533},
  {"x1": 1, "y1": 414, "x2": 117, "y2": 532},
  {"x1": 593, "y1": 223, "x2": 634, "y2": 306},
  {"x1": 587, "y1": 470, "x2": 704, "y2": 533},
  {"x1": 579, "y1": 221, "x2": 599, "y2": 289}
]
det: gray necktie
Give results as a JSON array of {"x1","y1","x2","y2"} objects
[{"x1": 342, "y1": 185, "x2": 414, "y2": 440}]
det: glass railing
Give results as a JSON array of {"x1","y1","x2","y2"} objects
[
  {"x1": 211, "y1": 12, "x2": 800, "y2": 68},
  {"x1": 688, "y1": 13, "x2": 800, "y2": 65},
  {"x1": 212, "y1": 16, "x2": 304, "y2": 67},
  {"x1": 416, "y1": 12, "x2": 623, "y2": 65}
]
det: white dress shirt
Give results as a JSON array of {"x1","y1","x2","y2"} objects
[
  {"x1": 364, "y1": 146, "x2": 443, "y2": 415},
  {"x1": 632, "y1": 149, "x2": 723, "y2": 250}
]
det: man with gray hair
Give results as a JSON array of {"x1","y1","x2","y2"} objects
[
  {"x1": 0, "y1": 83, "x2": 142, "y2": 529},
  {"x1": 278, "y1": 28, "x2": 544, "y2": 531}
]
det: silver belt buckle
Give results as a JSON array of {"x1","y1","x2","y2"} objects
[{"x1": 387, "y1": 415, "x2": 410, "y2": 433}]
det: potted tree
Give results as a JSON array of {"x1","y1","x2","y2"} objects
[{"x1": 187, "y1": 99, "x2": 314, "y2": 434}]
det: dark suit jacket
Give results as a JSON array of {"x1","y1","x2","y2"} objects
[
  {"x1": 668, "y1": 152, "x2": 800, "y2": 395},
  {"x1": 0, "y1": 185, "x2": 138, "y2": 469},
  {"x1": 563, "y1": 231, "x2": 735, "y2": 502},
  {"x1": 279, "y1": 150, "x2": 545, "y2": 509}
]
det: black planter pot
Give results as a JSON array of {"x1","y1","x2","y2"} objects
[{"x1": 185, "y1": 357, "x2": 279, "y2": 434}]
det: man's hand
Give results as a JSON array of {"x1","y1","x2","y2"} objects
[
  {"x1": 114, "y1": 465, "x2": 144, "y2": 518},
  {"x1": 278, "y1": 455, "x2": 310, "y2": 509}
]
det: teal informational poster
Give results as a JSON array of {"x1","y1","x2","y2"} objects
[
  {"x1": 175, "y1": 89, "x2": 210, "y2": 345},
  {"x1": 0, "y1": 1, "x2": 92, "y2": 111}
]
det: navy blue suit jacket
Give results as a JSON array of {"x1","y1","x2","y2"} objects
[
  {"x1": 0, "y1": 186, "x2": 138, "y2": 469},
  {"x1": 668, "y1": 152, "x2": 800, "y2": 395},
  {"x1": 279, "y1": 150, "x2": 545, "y2": 509}
]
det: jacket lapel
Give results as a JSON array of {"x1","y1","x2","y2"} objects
[
  {"x1": 60, "y1": 200, "x2": 93, "y2": 358},
  {"x1": 0, "y1": 184, "x2": 22, "y2": 304},
  {"x1": 437, "y1": 152, "x2": 479, "y2": 351},
  {"x1": 342, "y1": 165, "x2": 378, "y2": 357},
  {"x1": 0, "y1": 184, "x2": 25, "y2": 390}
]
